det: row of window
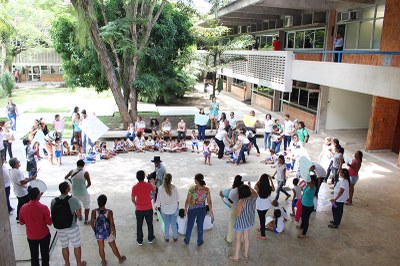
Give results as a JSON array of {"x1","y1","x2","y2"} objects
[
  {"x1": 282, "y1": 88, "x2": 319, "y2": 113},
  {"x1": 287, "y1": 29, "x2": 325, "y2": 49}
]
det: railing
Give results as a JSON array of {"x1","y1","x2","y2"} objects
[{"x1": 292, "y1": 50, "x2": 400, "y2": 63}]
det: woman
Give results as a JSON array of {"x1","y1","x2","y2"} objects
[
  {"x1": 329, "y1": 169, "x2": 350, "y2": 228},
  {"x1": 297, "y1": 177, "x2": 316, "y2": 239},
  {"x1": 223, "y1": 175, "x2": 243, "y2": 243},
  {"x1": 218, "y1": 112, "x2": 228, "y2": 132},
  {"x1": 236, "y1": 128, "x2": 250, "y2": 165},
  {"x1": 161, "y1": 117, "x2": 172, "y2": 141},
  {"x1": 196, "y1": 108, "x2": 206, "y2": 141},
  {"x1": 346, "y1": 151, "x2": 363, "y2": 205},
  {"x1": 177, "y1": 118, "x2": 187, "y2": 142},
  {"x1": 296, "y1": 121, "x2": 309, "y2": 145},
  {"x1": 150, "y1": 118, "x2": 159, "y2": 138},
  {"x1": 5, "y1": 99, "x2": 18, "y2": 131},
  {"x1": 214, "y1": 126, "x2": 231, "y2": 159},
  {"x1": 254, "y1": 174, "x2": 275, "y2": 240},
  {"x1": 229, "y1": 183, "x2": 257, "y2": 262},
  {"x1": 70, "y1": 106, "x2": 79, "y2": 145},
  {"x1": 318, "y1": 137, "x2": 332, "y2": 171},
  {"x1": 263, "y1": 114, "x2": 273, "y2": 150},
  {"x1": 156, "y1": 173, "x2": 179, "y2": 242},
  {"x1": 1, "y1": 121, "x2": 14, "y2": 161},
  {"x1": 72, "y1": 113, "x2": 82, "y2": 148},
  {"x1": 246, "y1": 110, "x2": 260, "y2": 156},
  {"x1": 184, "y1": 173, "x2": 212, "y2": 246},
  {"x1": 135, "y1": 116, "x2": 146, "y2": 134},
  {"x1": 209, "y1": 97, "x2": 219, "y2": 132},
  {"x1": 331, "y1": 144, "x2": 344, "y2": 186}
]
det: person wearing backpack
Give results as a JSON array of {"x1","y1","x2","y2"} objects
[
  {"x1": 91, "y1": 194, "x2": 126, "y2": 265},
  {"x1": 51, "y1": 181, "x2": 86, "y2": 266}
]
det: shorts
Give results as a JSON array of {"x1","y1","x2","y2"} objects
[
  {"x1": 350, "y1": 176, "x2": 359, "y2": 184},
  {"x1": 96, "y1": 232, "x2": 116, "y2": 242},
  {"x1": 273, "y1": 227, "x2": 281, "y2": 234},
  {"x1": 55, "y1": 150, "x2": 62, "y2": 158},
  {"x1": 75, "y1": 194, "x2": 90, "y2": 209},
  {"x1": 192, "y1": 141, "x2": 199, "y2": 147},
  {"x1": 203, "y1": 151, "x2": 211, "y2": 158},
  {"x1": 57, "y1": 226, "x2": 81, "y2": 248},
  {"x1": 292, "y1": 199, "x2": 299, "y2": 208},
  {"x1": 234, "y1": 225, "x2": 253, "y2": 233}
]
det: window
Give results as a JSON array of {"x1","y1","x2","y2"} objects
[
  {"x1": 299, "y1": 90, "x2": 309, "y2": 107},
  {"x1": 254, "y1": 86, "x2": 274, "y2": 98},
  {"x1": 295, "y1": 32, "x2": 304, "y2": 48},
  {"x1": 290, "y1": 88, "x2": 299, "y2": 103},
  {"x1": 362, "y1": 7, "x2": 375, "y2": 19},
  {"x1": 358, "y1": 21, "x2": 373, "y2": 49},
  {"x1": 345, "y1": 23, "x2": 358, "y2": 49},
  {"x1": 373, "y1": 19, "x2": 383, "y2": 49},
  {"x1": 376, "y1": 5, "x2": 385, "y2": 18},
  {"x1": 287, "y1": 33, "x2": 294, "y2": 48},
  {"x1": 283, "y1": 92, "x2": 290, "y2": 101},
  {"x1": 281, "y1": 85, "x2": 319, "y2": 114},
  {"x1": 314, "y1": 29, "x2": 325, "y2": 48},
  {"x1": 304, "y1": 31, "x2": 314, "y2": 48},
  {"x1": 286, "y1": 29, "x2": 325, "y2": 49}
]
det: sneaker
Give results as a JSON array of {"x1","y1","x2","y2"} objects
[
  {"x1": 197, "y1": 240, "x2": 204, "y2": 246},
  {"x1": 290, "y1": 212, "x2": 295, "y2": 216},
  {"x1": 149, "y1": 237, "x2": 156, "y2": 244},
  {"x1": 256, "y1": 235, "x2": 266, "y2": 240},
  {"x1": 165, "y1": 238, "x2": 169, "y2": 242},
  {"x1": 173, "y1": 238, "x2": 177, "y2": 242},
  {"x1": 184, "y1": 239, "x2": 189, "y2": 245},
  {"x1": 137, "y1": 240, "x2": 143, "y2": 246}
]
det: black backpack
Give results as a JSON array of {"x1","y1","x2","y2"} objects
[{"x1": 51, "y1": 196, "x2": 73, "y2": 229}]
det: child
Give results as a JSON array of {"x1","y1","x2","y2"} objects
[
  {"x1": 191, "y1": 130, "x2": 199, "y2": 153},
  {"x1": 177, "y1": 208, "x2": 187, "y2": 235},
  {"x1": 113, "y1": 139, "x2": 125, "y2": 153},
  {"x1": 291, "y1": 178, "x2": 302, "y2": 216},
  {"x1": 78, "y1": 147, "x2": 96, "y2": 164},
  {"x1": 272, "y1": 155, "x2": 290, "y2": 201},
  {"x1": 203, "y1": 205, "x2": 214, "y2": 230},
  {"x1": 33, "y1": 141, "x2": 42, "y2": 160},
  {"x1": 271, "y1": 199, "x2": 290, "y2": 222},
  {"x1": 54, "y1": 138, "x2": 62, "y2": 166},
  {"x1": 203, "y1": 139, "x2": 211, "y2": 165},
  {"x1": 146, "y1": 136, "x2": 155, "y2": 151},
  {"x1": 100, "y1": 145, "x2": 112, "y2": 160},
  {"x1": 261, "y1": 149, "x2": 276, "y2": 165},
  {"x1": 266, "y1": 209, "x2": 284, "y2": 233},
  {"x1": 91, "y1": 194, "x2": 126, "y2": 265}
]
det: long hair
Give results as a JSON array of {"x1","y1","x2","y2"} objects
[
  {"x1": 163, "y1": 173, "x2": 173, "y2": 196},
  {"x1": 195, "y1": 173, "x2": 206, "y2": 186},
  {"x1": 356, "y1": 150, "x2": 363, "y2": 163},
  {"x1": 232, "y1": 175, "x2": 243, "y2": 189},
  {"x1": 340, "y1": 169, "x2": 350, "y2": 183},
  {"x1": 256, "y1": 174, "x2": 272, "y2": 198}
]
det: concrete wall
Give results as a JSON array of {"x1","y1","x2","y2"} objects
[
  {"x1": 231, "y1": 85, "x2": 245, "y2": 100},
  {"x1": 325, "y1": 88, "x2": 372, "y2": 130},
  {"x1": 251, "y1": 93, "x2": 273, "y2": 111}
]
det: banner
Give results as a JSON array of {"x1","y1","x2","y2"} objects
[
  {"x1": 79, "y1": 115, "x2": 109, "y2": 142},
  {"x1": 312, "y1": 162, "x2": 327, "y2": 178},
  {"x1": 194, "y1": 114, "x2": 209, "y2": 126},
  {"x1": 299, "y1": 156, "x2": 313, "y2": 182}
]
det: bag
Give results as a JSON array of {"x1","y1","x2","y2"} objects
[
  {"x1": 95, "y1": 209, "x2": 111, "y2": 239},
  {"x1": 51, "y1": 196, "x2": 73, "y2": 229}
]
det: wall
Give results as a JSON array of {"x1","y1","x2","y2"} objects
[
  {"x1": 294, "y1": 53, "x2": 323, "y2": 62},
  {"x1": 282, "y1": 104, "x2": 316, "y2": 131},
  {"x1": 231, "y1": 85, "x2": 245, "y2": 100},
  {"x1": 325, "y1": 88, "x2": 372, "y2": 130},
  {"x1": 41, "y1": 74, "x2": 64, "y2": 82},
  {"x1": 251, "y1": 93, "x2": 273, "y2": 111}
]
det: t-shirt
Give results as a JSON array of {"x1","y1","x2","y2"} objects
[
  {"x1": 10, "y1": 168, "x2": 28, "y2": 197},
  {"x1": 272, "y1": 40, "x2": 281, "y2": 51},
  {"x1": 50, "y1": 194, "x2": 81, "y2": 228},
  {"x1": 135, "y1": 121, "x2": 146, "y2": 131},
  {"x1": 334, "y1": 179, "x2": 350, "y2": 203},
  {"x1": 188, "y1": 185, "x2": 209, "y2": 209},
  {"x1": 53, "y1": 120, "x2": 65, "y2": 133},
  {"x1": 256, "y1": 196, "x2": 271, "y2": 211},
  {"x1": 302, "y1": 185, "x2": 316, "y2": 207},
  {"x1": 292, "y1": 185, "x2": 302, "y2": 200},
  {"x1": 284, "y1": 120, "x2": 295, "y2": 136},
  {"x1": 134, "y1": 136, "x2": 145, "y2": 148},
  {"x1": 228, "y1": 117, "x2": 237, "y2": 129},
  {"x1": 332, "y1": 152, "x2": 343, "y2": 168},
  {"x1": 228, "y1": 187, "x2": 240, "y2": 208},
  {"x1": 275, "y1": 205, "x2": 290, "y2": 222},
  {"x1": 215, "y1": 130, "x2": 226, "y2": 141},
  {"x1": 348, "y1": 158, "x2": 361, "y2": 177},
  {"x1": 19, "y1": 200, "x2": 52, "y2": 240},
  {"x1": 131, "y1": 181, "x2": 155, "y2": 211},
  {"x1": 275, "y1": 216, "x2": 285, "y2": 233},
  {"x1": 238, "y1": 134, "x2": 250, "y2": 145},
  {"x1": 270, "y1": 131, "x2": 281, "y2": 142},
  {"x1": 2, "y1": 166, "x2": 10, "y2": 187},
  {"x1": 177, "y1": 217, "x2": 187, "y2": 235},
  {"x1": 7, "y1": 103, "x2": 17, "y2": 115},
  {"x1": 264, "y1": 119, "x2": 273, "y2": 133},
  {"x1": 296, "y1": 128, "x2": 309, "y2": 143},
  {"x1": 203, "y1": 214, "x2": 213, "y2": 230},
  {"x1": 276, "y1": 164, "x2": 286, "y2": 182}
]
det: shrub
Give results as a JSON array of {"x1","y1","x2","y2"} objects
[{"x1": 0, "y1": 72, "x2": 15, "y2": 97}]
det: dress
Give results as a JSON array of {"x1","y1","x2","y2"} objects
[
  {"x1": 209, "y1": 102, "x2": 219, "y2": 118},
  {"x1": 234, "y1": 195, "x2": 257, "y2": 232}
]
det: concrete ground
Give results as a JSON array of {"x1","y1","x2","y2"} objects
[{"x1": 8, "y1": 85, "x2": 400, "y2": 265}]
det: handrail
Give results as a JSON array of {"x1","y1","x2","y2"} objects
[{"x1": 292, "y1": 50, "x2": 400, "y2": 55}]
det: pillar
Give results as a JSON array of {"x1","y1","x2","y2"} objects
[
  {"x1": 272, "y1": 91, "x2": 281, "y2": 112},
  {"x1": 244, "y1": 82, "x2": 252, "y2": 101},
  {"x1": 226, "y1": 77, "x2": 233, "y2": 92},
  {"x1": 324, "y1": 10, "x2": 336, "y2": 62},
  {"x1": 316, "y1": 86, "x2": 330, "y2": 132}
]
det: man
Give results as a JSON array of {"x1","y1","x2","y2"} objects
[
  {"x1": 51, "y1": 181, "x2": 86, "y2": 266},
  {"x1": 20, "y1": 187, "x2": 52, "y2": 266},
  {"x1": 2, "y1": 157, "x2": 13, "y2": 214},
  {"x1": 228, "y1": 112, "x2": 238, "y2": 139},
  {"x1": 9, "y1": 157, "x2": 35, "y2": 222},
  {"x1": 80, "y1": 110, "x2": 93, "y2": 152},
  {"x1": 272, "y1": 37, "x2": 281, "y2": 51},
  {"x1": 151, "y1": 156, "x2": 166, "y2": 201},
  {"x1": 131, "y1": 170, "x2": 156, "y2": 246},
  {"x1": 23, "y1": 138, "x2": 38, "y2": 179},
  {"x1": 283, "y1": 114, "x2": 295, "y2": 151},
  {"x1": 334, "y1": 33, "x2": 344, "y2": 62},
  {"x1": 64, "y1": 160, "x2": 91, "y2": 224}
]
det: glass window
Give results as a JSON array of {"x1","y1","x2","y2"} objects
[
  {"x1": 345, "y1": 23, "x2": 358, "y2": 49},
  {"x1": 314, "y1": 29, "x2": 325, "y2": 48},
  {"x1": 362, "y1": 7, "x2": 375, "y2": 19},
  {"x1": 373, "y1": 19, "x2": 383, "y2": 49},
  {"x1": 295, "y1": 31, "x2": 304, "y2": 48},
  {"x1": 359, "y1": 20, "x2": 373, "y2": 49},
  {"x1": 376, "y1": 5, "x2": 385, "y2": 18},
  {"x1": 290, "y1": 88, "x2": 299, "y2": 103},
  {"x1": 304, "y1": 31, "x2": 314, "y2": 48},
  {"x1": 308, "y1": 92, "x2": 319, "y2": 111},
  {"x1": 287, "y1": 33, "x2": 294, "y2": 48},
  {"x1": 299, "y1": 90, "x2": 309, "y2": 107},
  {"x1": 261, "y1": 36, "x2": 267, "y2": 48},
  {"x1": 283, "y1": 92, "x2": 290, "y2": 101}
]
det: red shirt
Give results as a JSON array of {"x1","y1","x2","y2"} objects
[
  {"x1": 273, "y1": 40, "x2": 281, "y2": 51},
  {"x1": 131, "y1": 181, "x2": 155, "y2": 211},
  {"x1": 19, "y1": 200, "x2": 52, "y2": 240}
]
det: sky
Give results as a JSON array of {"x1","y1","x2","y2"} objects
[{"x1": 192, "y1": 0, "x2": 212, "y2": 14}]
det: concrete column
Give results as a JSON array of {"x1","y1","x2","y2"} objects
[
  {"x1": 226, "y1": 77, "x2": 233, "y2": 92},
  {"x1": 244, "y1": 82, "x2": 252, "y2": 101},
  {"x1": 273, "y1": 91, "x2": 281, "y2": 112},
  {"x1": 325, "y1": 10, "x2": 336, "y2": 62},
  {"x1": 316, "y1": 86, "x2": 329, "y2": 132},
  {"x1": 278, "y1": 31, "x2": 285, "y2": 50},
  {"x1": 0, "y1": 160, "x2": 16, "y2": 266}
]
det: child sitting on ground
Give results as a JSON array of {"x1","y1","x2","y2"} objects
[
  {"x1": 261, "y1": 149, "x2": 277, "y2": 165},
  {"x1": 77, "y1": 147, "x2": 96, "y2": 164},
  {"x1": 266, "y1": 209, "x2": 284, "y2": 234},
  {"x1": 291, "y1": 178, "x2": 302, "y2": 216},
  {"x1": 100, "y1": 144, "x2": 114, "y2": 160},
  {"x1": 191, "y1": 130, "x2": 199, "y2": 153},
  {"x1": 124, "y1": 138, "x2": 135, "y2": 152},
  {"x1": 177, "y1": 208, "x2": 187, "y2": 235},
  {"x1": 54, "y1": 138, "x2": 62, "y2": 166},
  {"x1": 203, "y1": 205, "x2": 214, "y2": 230},
  {"x1": 145, "y1": 136, "x2": 155, "y2": 151},
  {"x1": 113, "y1": 139, "x2": 126, "y2": 153},
  {"x1": 169, "y1": 139, "x2": 187, "y2": 152},
  {"x1": 203, "y1": 140, "x2": 211, "y2": 165},
  {"x1": 91, "y1": 194, "x2": 126, "y2": 265},
  {"x1": 271, "y1": 199, "x2": 290, "y2": 222}
]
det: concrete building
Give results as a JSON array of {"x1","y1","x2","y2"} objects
[{"x1": 204, "y1": 0, "x2": 400, "y2": 166}]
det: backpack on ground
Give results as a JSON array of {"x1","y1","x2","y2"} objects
[
  {"x1": 95, "y1": 209, "x2": 111, "y2": 239},
  {"x1": 51, "y1": 196, "x2": 73, "y2": 229}
]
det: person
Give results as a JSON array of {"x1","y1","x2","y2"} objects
[
  {"x1": 272, "y1": 155, "x2": 290, "y2": 201},
  {"x1": 296, "y1": 121, "x2": 309, "y2": 145},
  {"x1": 19, "y1": 187, "x2": 52, "y2": 266},
  {"x1": 254, "y1": 174, "x2": 275, "y2": 240},
  {"x1": 72, "y1": 113, "x2": 83, "y2": 148},
  {"x1": 44, "y1": 130, "x2": 62, "y2": 165},
  {"x1": 203, "y1": 205, "x2": 214, "y2": 230},
  {"x1": 297, "y1": 178, "x2": 316, "y2": 239},
  {"x1": 177, "y1": 209, "x2": 187, "y2": 235},
  {"x1": 291, "y1": 178, "x2": 302, "y2": 216},
  {"x1": 272, "y1": 36, "x2": 281, "y2": 51},
  {"x1": 334, "y1": 33, "x2": 344, "y2": 62},
  {"x1": 150, "y1": 118, "x2": 159, "y2": 138},
  {"x1": 131, "y1": 170, "x2": 156, "y2": 246},
  {"x1": 184, "y1": 173, "x2": 212, "y2": 246},
  {"x1": 263, "y1": 114, "x2": 273, "y2": 150},
  {"x1": 70, "y1": 106, "x2": 79, "y2": 145},
  {"x1": 331, "y1": 144, "x2": 344, "y2": 186},
  {"x1": 177, "y1": 118, "x2": 187, "y2": 142},
  {"x1": 2, "y1": 157, "x2": 13, "y2": 214},
  {"x1": 209, "y1": 97, "x2": 219, "y2": 132},
  {"x1": 91, "y1": 194, "x2": 126, "y2": 265},
  {"x1": 270, "y1": 125, "x2": 282, "y2": 154},
  {"x1": 55, "y1": 138, "x2": 63, "y2": 166},
  {"x1": 203, "y1": 139, "x2": 211, "y2": 165},
  {"x1": 329, "y1": 169, "x2": 350, "y2": 228},
  {"x1": 283, "y1": 114, "x2": 295, "y2": 150},
  {"x1": 266, "y1": 209, "x2": 284, "y2": 233},
  {"x1": 135, "y1": 116, "x2": 146, "y2": 134},
  {"x1": 229, "y1": 183, "x2": 258, "y2": 262},
  {"x1": 133, "y1": 131, "x2": 146, "y2": 152},
  {"x1": 9, "y1": 157, "x2": 35, "y2": 222},
  {"x1": 0, "y1": 124, "x2": 4, "y2": 161},
  {"x1": 161, "y1": 117, "x2": 172, "y2": 141},
  {"x1": 5, "y1": 99, "x2": 18, "y2": 131},
  {"x1": 246, "y1": 110, "x2": 260, "y2": 156},
  {"x1": 126, "y1": 123, "x2": 135, "y2": 141},
  {"x1": 191, "y1": 130, "x2": 199, "y2": 153},
  {"x1": 1, "y1": 121, "x2": 14, "y2": 161},
  {"x1": 51, "y1": 181, "x2": 86, "y2": 266},
  {"x1": 197, "y1": 108, "x2": 207, "y2": 141},
  {"x1": 228, "y1": 112, "x2": 238, "y2": 139},
  {"x1": 236, "y1": 128, "x2": 250, "y2": 165},
  {"x1": 346, "y1": 151, "x2": 363, "y2": 205},
  {"x1": 214, "y1": 126, "x2": 231, "y2": 159},
  {"x1": 15, "y1": 69, "x2": 21, "y2": 83},
  {"x1": 288, "y1": 134, "x2": 304, "y2": 172},
  {"x1": 325, "y1": 138, "x2": 340, "y2": 183},
  {"x1": 64, "y1": 160, "x2": 92, "y2": 224},
  {"x1": 23, "y1": 138, "x2": 38, "y2": 178},
  {"x1": 318, "y1": 137, "x2": 332, "y2": 171},
  {"x1": 81, "y1": 110, "x2": 93, "y2": 152},
  {"x1": 218, "y1": 112, "x2": 228, "y2": 132},
  {"x1": 150, "y1": 156, "x2": 166, "y2": 202},
  {"x1": 52, "y1": 114, "x2": 65, "y2": 135},
  {"x1": 155, "y1": 173, "x2": 179, "y2": 242}
]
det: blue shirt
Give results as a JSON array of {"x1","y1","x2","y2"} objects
[{"x1": 302, "y1": 184, "x2": 316, "y2": 207}]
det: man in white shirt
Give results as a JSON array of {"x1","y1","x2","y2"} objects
[
  {"x1": 283, "y1": 114, "x2": 295, "y2": 151},
  {"x1": 334, "y1": 33, "x2": 344, "y2": 62},
  {"x1": 228, "y1": 112, "x2": 237, "y2": 139},
  {"x1": 3, "y1": 157, "x2": 13, "y2": 214}
]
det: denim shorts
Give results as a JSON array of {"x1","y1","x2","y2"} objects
[
  {"x1": 350, "y1": 176, "x2": 359, "y2": 184},
  {"x1": 292, "y1": 199, "x2": 299, "y2": 208}
]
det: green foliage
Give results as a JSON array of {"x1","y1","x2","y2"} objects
[{"x1": 0, "y1": 72, "x2": 15, "y2": 97}]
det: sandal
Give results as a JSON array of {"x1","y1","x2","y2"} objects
[
  {"x1": 296, "y1": 225, "x2": 302, "y2": 229},
  {"x1": 242, "y1": 251, "x2": 248, "y2": 260},
  {"x1": 256, "y1": 235, "x2": 266, "y2": 240},
  {"x1": 119, "y1": 256, "x2": 126, "y2": 264},
  {"x1": 229, "y1": 256, "x2": 239, "y2": 262},
  {"x1": 328, "y1": 224, "x2": 338, "y2": 229},
  {"x1": 297, "y1": 234, "x2": 306, "y2": 239}
]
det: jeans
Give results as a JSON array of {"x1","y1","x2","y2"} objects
[
  {"x1": 5, "y1": 186, "x2": 12, "y2": 212},
  {"x1": 28, "y1": 233, "x2": 51, "y2": 266},
  {"x1": 257, "y1": 209, "x2": 268, "y2": 237},
  {"x1": 135, "y1": 209, "x2": 154, "y2": 243},
  {"x1": 249, "y1": 136, "x2": 260, "y2": 154},
  {"x1": 70, "y1": 129, "x2": 75, "y2": 145},
  {"x1": 300, "y1": 205, "x2": 314, "y2": 235},
  {"x1": 271, "y1": 140, "x2": 282, "y2": 154},
  {"x1": 16, "y1": 194, "x2": 30, "y2": 220},
  {"x1": 185, "y1": 207, "x2": 206, "y2": 245},
  {"x1": 332, "y1": 202, "x2": 344, "y2": 226},
  {"x1": 275, "y1": 181, "x2": 290, "y2": 201},
  {"x1": 161, "y1": 209, "x2": 178, "y2": 240},
  {"x1": 325, "y1": 161, "x2": 333, "y2": 182},
  {"x1": 214, "y1": 138, "x2": 225, "y2": 159},
  {"x1": 283, "y1": 135, "x2": 291, "y2": 151},
  {"x1": 82, "y1": 133, "x2": 93, "y2": 152},
  {"x1": 263, "y1": 132, "x2": 271, "y2": 150},
  {"x1": 8, "y1": 114, "x2": 16, "y2": 131},
  {"x1": 177, "y1": 131, "x2": 186, "y2": 141},
  {"x1": 197, "y1": 125, "x2": 206, "y2": 141},
  {"x1": 237, "y1": 144, "x2": 248, "y2": 164},
  {"x1": 331, "y1": 167, "x2": 339, "y2": 186},
  {"x1": 126, "y1": 132, "x2": 135, "y2": 141},
  {"x1": 2, "y1": 141, "x2": 12, "y2": 160}
]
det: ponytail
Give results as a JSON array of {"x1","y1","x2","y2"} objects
[{"x1": 195, "y1": 173, "x2": 206, "y2": 186}]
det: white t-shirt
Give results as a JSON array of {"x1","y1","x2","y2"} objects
[
  {"x1": 155, "y1": 185, "x2": 179, "y2": 215},
  {"x1": 332, "y1": 152, "x2": 343, "y2": 168},
  {"x1": 2, "y1": 166, "x2": 10, "y2": 187},
  {"x1": 203, "y1": 214, "x2": 214, "y2": 230},
  {"x1": 135, "y1": 121, "x2": 146, "y2": 130},
  {"x1": 134, "y1": 136, "x2": 144, "y2": 148},
  {"x1": 10, "y1": 168, "x2": 28, "y2": 197},
  {"x1": 292, "y1": 185, "x2": 302, "y2": 200},
  {"x1": 264, "y1": 119, "x2": 273, "y2": 133},
  {"x1": 218, "y1": 120, "x2": 226, "y2": 131},
  {"x1": 228, "y1": 117, "x2": 237, "y2": 129},
  {"x1": 256, "y1": 196, "x2": 271, "y2": 211},
  {"x1": 284, "y1": 120, "x2": 295, "y2": 136},
  {"x1": 238, "y1": 134, "x2": 250, "y2": 144},
  {"x1": 275, "y1": 216, "x2": 285, "y2": 233},
  {"x1": 215, "y1": 130, "x2": 226, "y2": 141},
  {"x1": 289, "y1": 141, "x2": 304, "y2": 158},
  {"x1": 276, "y1": 164, "x2": 286, "y2": 182},
  {"x1": 334, "y1": 179, "x2": 350, "y2": 203},
  {"x1": 275, "y1": 205, "x2": 290, "y2": 222},
  {"x1": 177, "y1": 217, "x2": 187, "y2": 235}
]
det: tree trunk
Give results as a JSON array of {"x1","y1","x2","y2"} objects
[{"x1": 128, "y1": 55, "x2": 139, "y2": 122}]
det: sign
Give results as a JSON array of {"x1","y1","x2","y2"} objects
[
  {"x1": 79, "y1": 115, "x2": 109, "y2": 142},
  {"x1": 299, "y1": 156, "x2": 313, "y2": 182},
  {"x1": 194, "y1": 114, "x2": 209, "y2": 126}
]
